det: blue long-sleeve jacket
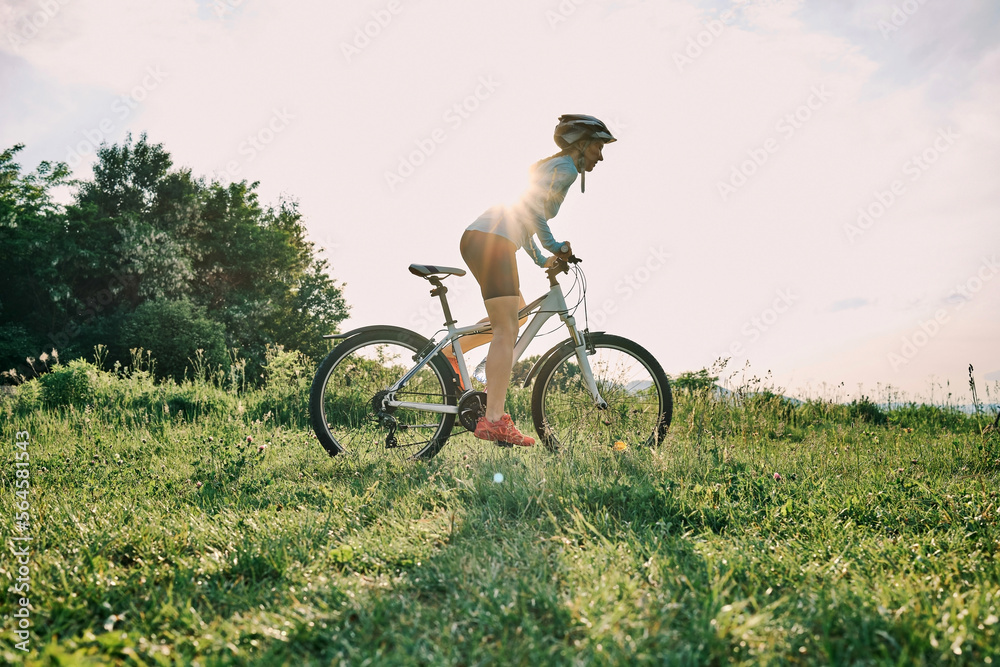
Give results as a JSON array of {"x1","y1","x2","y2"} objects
[{"x1": 466, "y1": 154, "x2": 578, "y2": 266}]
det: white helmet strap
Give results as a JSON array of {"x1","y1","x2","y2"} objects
[{"x1": 576, "y1": 141, "x2": 590, "y2": 193}]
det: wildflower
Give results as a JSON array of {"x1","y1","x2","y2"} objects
[
  {"x1": 773, "y1": 473, "x2": 782, "y2": 481},
  {"x1": 613, "y1": 440, "x2": 628, "y2": 452},
  {"x1": 247, "y1": 435, "x2": 253, "y2": 443},
  {"x1": 196, "y1": 481, "x2": 203, "y2": 488},
  {"x1": 258, "y1": 444, "x2": 267, "y2": 452},
  {"x1": 103, "y1": 613, "x2": 125, "y2": 632}
]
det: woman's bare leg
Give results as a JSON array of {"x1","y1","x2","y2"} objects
[
  {"x1": 482, "y1": 295, "x2": 521, "y2": 421},
  {"x1": 443, "y1": 294, "x2": 527, "y2": 361}
]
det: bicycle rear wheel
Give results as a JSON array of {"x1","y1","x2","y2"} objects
[
  {"x1": 309, "y1": 328, "x2": 457, "y2": 459},
  {"x1": 531, "y1": 334, "x2": 671, "y2": 452}
]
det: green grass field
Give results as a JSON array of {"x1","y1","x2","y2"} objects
[{"x1": 2, "y1": 352, "x2": 999, "y2": 665}]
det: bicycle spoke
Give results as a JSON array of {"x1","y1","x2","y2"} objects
[
  {"x1": 533, "y1": 338, "x2": 671, "y2": 451},
  {"x1": 311, "y1": 333, "x2": 456, "y2": 459}
]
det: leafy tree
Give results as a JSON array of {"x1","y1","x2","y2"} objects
[
  {"x1": 0, "y1": 135, "x2": 349, "y2": 383},
  {"x1": 190, "y1": 181, "x2": 348, "y2": 375},
  {"x1": 0, "y1": 144, "x2": 74, "y2": 376},
  {"x1": 672, "y1": 369, "x2": 719, "y2": 394},
  {"x1": 511, "y1": 355, "x2": 541, "y2": 386}
]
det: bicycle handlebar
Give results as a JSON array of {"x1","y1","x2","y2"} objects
[
  {"x1": 544, "y1": 253, "x2": 581, "y2": 283},
  {"x1": 557, "y1": 244, "x2": 580, "y2": 262}
]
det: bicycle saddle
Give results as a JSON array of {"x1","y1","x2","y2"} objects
[{"x1": 408, "y1": 263, "x2": 466, "y2": 278}]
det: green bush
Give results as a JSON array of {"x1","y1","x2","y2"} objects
[
  {"x1": 671, "y1": 368, "x2": 719, "y2": 394},
  {"x1": 262, "y1": 344, "x2": 311, "y2": 390},
  {"x1": 0, "y1": 379, "x2": 42, "y2": 415},
  {"x1": 162, "y1": 383, "x2": 239, "y2": 420},
  {"x1": 887, "y1": 402, "x2": 976, "y2": 432},
  {"x1": 248, "y1": 344, "x2": 312, "y2": 424},
  {"x1": 120, "y1": 299, "x2": 228, "y2": 383},
  {"x1": 848, "y1": 395, "x2": 888, "y2": 425},
  {"x1": 39, "y1": 359, "x2": 99, "y2": 407}
]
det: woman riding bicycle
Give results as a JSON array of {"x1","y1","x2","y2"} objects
[{"x1": 446, "y1": 114, "x2": 616, "y2": 447}]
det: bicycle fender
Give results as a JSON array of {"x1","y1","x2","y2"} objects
[
  {"x1": 323, "y1": 325, "x2": 427, "y2": 342},
  {"x1": 521, "y1": 331, "x2": 606, "y2": 388}
]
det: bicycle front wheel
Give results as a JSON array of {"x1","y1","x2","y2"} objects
[
  {"x1": 309, "y1": 328, "x2": 457, "y2": 460},
  {"x1": 531, "y1": 334, "x2": 672, "y2": 452}
]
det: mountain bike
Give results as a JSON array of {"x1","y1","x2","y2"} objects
[{"x1": 309, "y1": 254, "x2": 672, "y2": 459}]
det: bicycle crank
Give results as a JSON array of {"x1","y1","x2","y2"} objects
[{"x1": 457, "y1": 390, "x2": 488, "y2": 432}]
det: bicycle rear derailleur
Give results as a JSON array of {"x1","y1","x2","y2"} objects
[{"x1": 371, "y1": 390, "x2": 400, "y2": 448}]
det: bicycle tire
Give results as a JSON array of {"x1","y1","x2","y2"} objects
[
  {"x1": 309, "y1": 327, "x2": 458, "y2": 459},
  {"x1": 531, "y1": 333, "x2": 672, "y2": 451}
]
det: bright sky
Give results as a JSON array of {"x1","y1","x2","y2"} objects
[{"x1": 2, "y1": 0, "x2": 998, "y2": 404}]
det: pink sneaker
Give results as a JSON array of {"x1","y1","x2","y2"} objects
[{"x1": 473, "y1": 414, "x2": 535, "y2": 447}]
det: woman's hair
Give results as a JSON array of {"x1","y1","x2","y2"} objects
[
  {"x1": 531, "y1": 144, "x2": 589, "y2": 171},
  {"x1": 532, "y1": 148, "x2": 569, "y2": 169}
]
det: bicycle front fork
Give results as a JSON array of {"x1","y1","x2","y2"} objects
[{"x1": 565, "y1": 320, "x2": 608, "y2": 409}]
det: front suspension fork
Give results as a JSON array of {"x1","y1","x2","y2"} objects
[{"x1": 565, "y1": 321, "x2": 607, "y2": 409}]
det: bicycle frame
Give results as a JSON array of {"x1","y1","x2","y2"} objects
[{"x1": 384, "y1": 271, "x2": 606, "y2": 414}]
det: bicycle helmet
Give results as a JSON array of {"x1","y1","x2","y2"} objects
[
  {"x1": 553, "y1": 114, "x2": 616, "y2": 193},
  {"x1": 553, "y1": 114, "x2": 617, "y2": 149}
]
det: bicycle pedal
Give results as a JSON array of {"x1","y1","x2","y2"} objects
[{"x1": 495, "y1": 440, "x2": 514, "y2": 448}]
